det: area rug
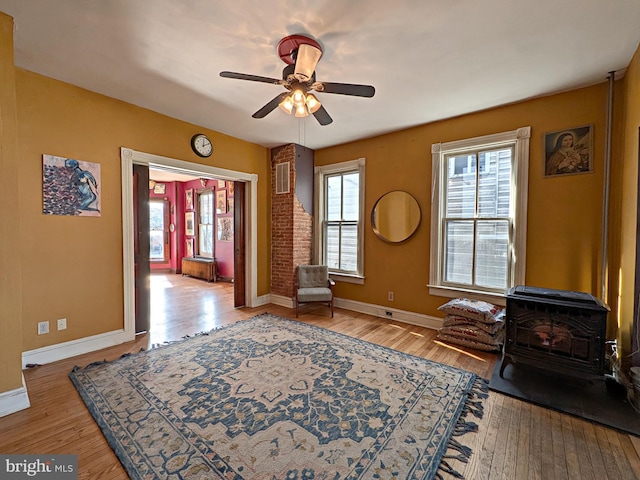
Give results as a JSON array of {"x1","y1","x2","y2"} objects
[{"x1": 70, "y1": 313, "x2": 487, "y2": 479}]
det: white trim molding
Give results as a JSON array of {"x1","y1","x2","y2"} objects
[
  {"x1": 268, "y1": 294, "x2": 443, "y2": 331},
  {"x1": 429, "y1": 126, "x2": 530, "y2": 300},
  {"x1": 0, "y1": 374, "x2": 31, "y2": 418},
  {"x1": 120, "y1": 148, "x2": 260, "y2": 339},
  {"x1": 22, "y1": 329, "x2": 132, "y2": 369}
]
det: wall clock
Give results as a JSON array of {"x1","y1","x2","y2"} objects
[{"x1": 191, "y1": 133, "x2": 213, "y2": 158}]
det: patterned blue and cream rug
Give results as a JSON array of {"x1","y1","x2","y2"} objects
[{"x1": 70, "y1": 314, "x2": 487, "y2": 479}]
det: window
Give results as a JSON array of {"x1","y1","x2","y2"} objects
[
  {"x1": 314, "y1": 158, "x2": 365, "y2": 282},
  {"x1": 149, "y1": 199, "x2": 169, "y2": 261},
  {"x1": 198, "y1": 191, "x2": 214, "y2": 258},
  {"x1": 430, "y1": 127, "x2": 530, "y2": 300}
]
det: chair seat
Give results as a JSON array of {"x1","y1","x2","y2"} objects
[{"x1": 297, "y1": 287, "x2": 333, "y2": 302}]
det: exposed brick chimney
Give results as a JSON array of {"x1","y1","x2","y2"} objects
[{"x1": 271, "y1": 144, "x2": 314, "y2": 298}]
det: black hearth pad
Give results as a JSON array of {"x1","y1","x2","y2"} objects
[{"x1": 488, "y1": 357, "x2": 640, "y2": 436}]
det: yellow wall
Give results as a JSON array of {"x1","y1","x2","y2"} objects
[
  {"x1": 0, "y1": 12, "x2": 23, "y2": 393},
  {"x1": 15, "y1": 69, "x2": 271, "y2": 352},
  {"x1": 616, "y1": 44, "x2": 640, "y2": 370},
  {"x1": 316, "y1": 83, "x2": 609, "y2": 317}
]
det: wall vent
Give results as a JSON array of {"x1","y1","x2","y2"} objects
[{"x1": 276, "y1": 162, "x2": 290, "y2": 194}]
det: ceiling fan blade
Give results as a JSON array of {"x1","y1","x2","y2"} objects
[
  {"x1": 220, "y1": 71, "x2": 282, "y2": 85},
  {"x1": 318, "y1": 82, "x2": 375, "y2": 98},
  {"x1": 313, "y1": 105, "x2": 333, "y2": 126},
  {"x1": 294, "y1": 44, "x2": 322, "y2": 82},
  {"x1": 252, "y1": 93, "x2": 289, "y2": 119}
]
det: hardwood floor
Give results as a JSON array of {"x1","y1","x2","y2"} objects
[{"x1": 1, "y1": 272, "x2": 639, "y2": 479}]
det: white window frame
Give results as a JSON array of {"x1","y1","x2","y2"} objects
[
  {"x1": 197, "y1": 190, "x2": 214, "y2": 258},
  {"x1": 314, "y1": 158, "x2": 366, "y2": 284},
  {"x1": 429, "y1": 126, "x2": 530, "y2": 304}
]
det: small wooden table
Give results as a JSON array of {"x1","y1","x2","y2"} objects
[{"x1": 181, "y1": 257, "x2": 217, "y2": 282}]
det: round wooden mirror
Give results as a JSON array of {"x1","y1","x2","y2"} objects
[{"x1": 371, "y1": 191, "x2": 421, "y2": 243}]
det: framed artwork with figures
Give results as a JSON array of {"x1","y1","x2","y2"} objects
[{"x1": 543, "y1": 125, "x2": 593, "y2": 177}]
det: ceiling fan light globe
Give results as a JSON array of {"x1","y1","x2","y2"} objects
[
  {"x1": 294, "y1": 104, "x2": 308, "y2": 118},
  {"x1": 306, "y1": 94, "x2": 321, "y2": 113},
  {"x1": 292, "y1": 89, "x2": 306, "y2": 106},
  {"x1": 278, "y1": 96, "x2": 294, "y2": 114}
]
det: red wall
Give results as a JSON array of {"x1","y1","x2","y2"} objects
[
  {"x1": 148, "y1": 178, "x2": 235, "y2": 279},
  {"x1": 181, "y1": 179, "x2": 235, "y2": 280},
  {"x1": 149, "y1": 181, "x2": 177, "y2": 271}
]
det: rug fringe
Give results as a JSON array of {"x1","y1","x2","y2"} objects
[
  {"x1": 438, "y1": 376, "x2": 489, "y2": 480},
  {"x1": 436, "y1": 459, "x2": 465, "y2": 479}
]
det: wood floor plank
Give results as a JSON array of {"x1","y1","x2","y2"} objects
[
  {"x1": 550, "y1": 409, "x2": 569, "y2": 480},
  {"x1": 501, "y1": 395, "x2": 521, "y2": 480},
  {"x1": 1, "y1": 273, "x2": 639, "y2": 480},
  {"x1": 603, "y1": 427, "x2": 638, "y2": 480},
  {"x1": 514, "y1": 400, "x2": 531, "y2": 480},
  {"x1": 560, "y1": 410, "x2": 581, "y2": 480},
  {"x1": 571, "y1": 416, "x2": 600, "y2": 480},
  {"x1": 488, "y1": 393, "x2": 513, "y2": 479}
]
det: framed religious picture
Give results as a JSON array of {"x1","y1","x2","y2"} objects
[
  {"x1": 185, "y1": 189, "x2": 194, "y2": 210},
  {"x1": 543, "y1": 125, "x2": 593, "y2": 177},
  {"x1": 185, "y1": 211, "x2": 195, "y2": 236},
  {"x1": 228, "y1": 181, "x2": 234, "y2": 197},
  {"x1": 216, "y1": 189, "x2": 227, "y2": 214},
  {"x1": 185, "y1": 238, "x2": 194, "y2": 257}
]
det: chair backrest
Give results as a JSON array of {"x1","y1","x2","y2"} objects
[{"x1": 297, "y1": 265, "x2": 329, "y2": 288}]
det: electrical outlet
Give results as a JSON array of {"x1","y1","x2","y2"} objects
[
  {"x1": 37, "y1": 321, "x2": 49, "y2": 335},
  {"x1": 388, "y1": 291, "x2": 394, "y2": 301},
  {"x1": 385, "y1": 311, "x2": 393, "y2": 317},
  {"x1": 57, "y1": 318, "x2": 67, "y2": 331}
]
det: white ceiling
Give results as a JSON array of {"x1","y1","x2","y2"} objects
[{"x1": 2, "y1": 1, "x2": 640, "y2": 151}]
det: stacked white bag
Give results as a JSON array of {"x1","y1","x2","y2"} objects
[{"x1": 436, "y1": 298, "x2": 505, "y2": 352}]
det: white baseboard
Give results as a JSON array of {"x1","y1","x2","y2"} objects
[
  {"x1": 334, "y1": 298, "x2": 443, "y2": 330},
  {"x1": 22, "y1": 329, "x2": 133, "y2": 369},
  {"x1": 268, "y1": 294, "x2": 443, "y2": 330},
  {"x1": 0, "y1": 374, "x2": 31, "y2": 418},
  {"x1": 19, "y1": 297, "x2": 442, "y2": 370},
  {"x1": 252, "y1": 294, "x2": 272, "y2": 307},
  {"x1": 269, "y1": 294, "x2": 295, "y2": 309}
]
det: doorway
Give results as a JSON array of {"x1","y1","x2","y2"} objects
[{"x1": 120, "y1": 147, "x2": 259, "y2": 341}]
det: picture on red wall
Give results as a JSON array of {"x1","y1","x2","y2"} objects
[
  {"x1": 186, "y1": 238, "x2": 194, "y2": 257},
  {"x1": 185, "y1": 189, "x2": 194, "y2": 210},
  {"x1": 185, "y1": 211, "x2": 195, "y2": 236},
  {"x1": 216, "y1": 190, "x2": 227, "y2": 214},
  {"x1": 217, "y1": 217, "x2": 233, "y2": 241}
]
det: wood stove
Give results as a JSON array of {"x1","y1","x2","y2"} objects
[{"x1": 500, "y1": 286, "x2": 609, "y2": 381}]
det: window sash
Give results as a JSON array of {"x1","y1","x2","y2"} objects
[
  {"x1": 198, "y1": 191, "x2": 214, "y2": 258},
  {"x1": 430, "y1": 127, "x2": 530, "y2": 300},
  {"x1": 323, "y1": 171, "x2": 360, "y2": 275},
  {"x1": 314, "y1": 158, "x2": 365, "y2": 281}
]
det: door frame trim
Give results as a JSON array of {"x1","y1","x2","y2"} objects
[{"x1": 121, "y1": 147, "x2": 259, "y2": 339}]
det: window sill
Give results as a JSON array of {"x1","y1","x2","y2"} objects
[
  {"x1": 330, "y1": 273, "x2": 365, "y2": 285},
  {"x1": 428, "y1": 285, "x2": 506, "y2": 307}
]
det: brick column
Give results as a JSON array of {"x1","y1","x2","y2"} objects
[{"x1": 271, "y1": 144, "x2": 314, "y2": 298}]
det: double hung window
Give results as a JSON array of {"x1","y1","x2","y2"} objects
[
  {"x1": 198, "y1": 191, "x2": 214, "y2": 257},
  {"x1": 430, "y1": 127, "x2": 530, "y2": 299},
  {"x1": 315, "y1": 159, "x2": 365, "y2": 282}
]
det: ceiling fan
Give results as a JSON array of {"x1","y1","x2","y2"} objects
[{"x1": 220, "y1": 35, "x2": 375, "y2": 126}]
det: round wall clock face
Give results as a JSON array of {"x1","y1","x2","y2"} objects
[{"x1": 191, "y1": 134, "x2": 213, "y2": 157}]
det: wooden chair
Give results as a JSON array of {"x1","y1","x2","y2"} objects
[{"x1": 295, "y1": 265, "x2": 335, "y2": 317}]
